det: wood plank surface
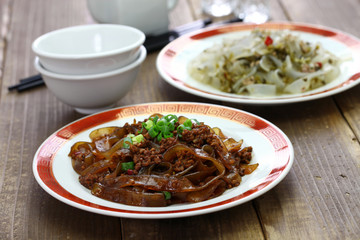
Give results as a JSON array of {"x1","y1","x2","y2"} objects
[
  {"x1": 0, "y1": 1, "x2": 122, "y2": 239},
  {"x1": 0, "y1": 0, "x2": 359, "y2": 239},
  {"x1": 0, "y1": 0, "x2": 12, "y2": 96},
  {"x1": 249, "y1": 1, "x2": 360, "y2": 239},
  {"x1": 244, "y1": 99, "x2": 360, "y2": 239}
]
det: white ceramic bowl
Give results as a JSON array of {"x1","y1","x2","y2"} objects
[
  {"x1": 34, "y1": 46, "x2": 147, "y2": 114},
  {"x1": 32, "y1": 24, "x2": 145, "y2": 75}
]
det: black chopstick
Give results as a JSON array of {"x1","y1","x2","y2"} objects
[
  {"x1": 144, "y1": 17, "x2": 242, "y2": 52},
  {"x1": 17, "y1": 78, "x2": 45, "y2": 92},
  {"x1": 8, "y1": 74, "x2": 45, "y2": 92}
]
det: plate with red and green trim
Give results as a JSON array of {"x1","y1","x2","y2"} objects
[
  {"x1": 156, "y1": 22, "x2": 360, "y2": 104},
  {"x1": 33, "y1": 102, "x2": 294, "y2": 219}
]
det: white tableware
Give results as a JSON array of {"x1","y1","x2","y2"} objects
[
  {"x1": 231, "y1": 0, "x2": 270, "y2": 24},
  {"x1": 32, "y1": 102, "x2": 294, "y2": 219},
  {"x1": 156, "y1": 22, "x2": 360, "y2": 105},
  {"x1": 34, "y1": 46, "x2": 146, "y2": 114},
  {"x1": 32, "y1": 24, "x2": 145, "y2": 75},
  {"x1": 87, "y1": 0, "x2": 178, "y2": 35},
  {"x1": 202, "y1": 0, "x2": 233, "y2": 17}
]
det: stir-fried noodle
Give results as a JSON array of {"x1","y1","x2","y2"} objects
[{"x1": 69, "y1": 114, "x2": 258, "y2": 207}]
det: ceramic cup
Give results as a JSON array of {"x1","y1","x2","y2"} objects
[
  {"x1": 202, "y1": 0, "x2": 233, "y2": 17},
  {"x1": 231, "y1": 0, "x2": 270, "y2": 24},
  {"x1": 87, "y1": 0, "x2": 178, "y2": 35}
]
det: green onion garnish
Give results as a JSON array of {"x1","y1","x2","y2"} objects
[
  {"x1": 144, "y1": 114, "x2": 198, "y2": 141},
  {"x1": 121, "y1": 161, "x2": 135, "y2": 171},
  {"x1": 177, "y1": 119, "x2": 193, "y2": 137},
  {"x1": 163, "y1": 131, "x2": 173, "y2": 138},
  {"x1": 144, "y1": 120, "x2": 154, "y2": 130},
  {"x1": 183, "y1": 119, "x2": 193, "y2": 128},
  {"x1": 163, "y1": 114, "x2": 178, "y2": 123},
  {"x1": 150, "y1": 115, "x2": 159, "y2": 123},
  {"x1": 123, "y1": 136, "x2": 133, "y2": 149},
  {"x1": 132, "y1": 134, "x2": 144, "y2": 144},
  {"x1": 157, "y1": 133, "x2": 163, "y2": 142},
  {"x1": 162, "y1": 191, "x2": 171, "y2": 200},
  {"x1": 148, "y1": 127, "x2": 159, "y2": 138},
  {"x1": 191, "y1": 118, "x2": 200, "y2": 125}
]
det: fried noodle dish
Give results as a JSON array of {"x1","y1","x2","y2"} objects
[{"x1": 69, "y1": 114, "x2": 258, "y2": 207}]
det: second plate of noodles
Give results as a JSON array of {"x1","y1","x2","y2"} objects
[
  {"x1": 157, "y1": 22, "x2": 360, "y2": 104},
  {"x1": 188, "y1": 29, "x2": 341, "y2": 96}
]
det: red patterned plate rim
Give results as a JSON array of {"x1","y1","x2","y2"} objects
[
  {"x1": 156, "y1": 22, "x2": 360, "y2": 105},
  {"x1": 33, "y1": 102, "x2": 294, "y2": 219}
]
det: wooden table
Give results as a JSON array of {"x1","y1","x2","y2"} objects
[{"x1": 0, "y1": 0, "x2": 359, "y2": 239}]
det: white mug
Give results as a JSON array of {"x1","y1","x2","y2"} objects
[
  {"x1": 87, "y1": 0, "x2": 178, "y2": 35},
  {"x1": 231, "y1": 0, "x2": 269, "y2": 24}
]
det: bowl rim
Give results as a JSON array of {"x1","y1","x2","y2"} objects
[
  {"x1": 32, "y1": 24, "x2": 146, "y2": 60},
  {"x1": 34, "y1": 45, "x2": 147, "y2": 80}
]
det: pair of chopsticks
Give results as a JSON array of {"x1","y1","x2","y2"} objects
[
  {"x1": 144, "y1": 17, "x2": 242, "y2": 52},
  {"x1": 8, "y1": 74, "x2": 44, "y2": 92}
]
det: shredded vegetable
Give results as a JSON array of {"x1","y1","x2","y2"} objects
[{"x1": 188, "y1": 29, "x2": 341, "y2": 96}]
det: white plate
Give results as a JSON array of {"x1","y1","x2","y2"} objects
[
  {"x1": 33, "y1": 102, "x2": 294, "y2": 219},
  {"x1": 156, "y1": 22, "x2": 360, "y2": 104}
]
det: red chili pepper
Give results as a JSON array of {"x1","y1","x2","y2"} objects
[
  {"x1": 315, "y1": 62, "x2": 322, "y2": 69},
  {"x1": 127, "y1": 169, "x2": 134, "y2": 175},
  {"x1": 264, "y1": 36, "x2": 273, "y2": 46}
]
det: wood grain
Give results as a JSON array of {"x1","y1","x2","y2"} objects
[
  {"x1": 0, "y1": 0, "x2": 359, "y2": 239},
  {"x1": 0, "y1": 0, "x2": 12, "y2": 98},
  {"x1": 243, "y1": 99, "x2": 360, "y2": 239},
  {"x1": 0, "y1": 0, "x2": 120, "y2": 239},
  {"x1": 121, "y1": 203, "x2": 264, "y2": 240},
  {"x1": 247, "y1": 0, "x2": 360, "y2": 238}
]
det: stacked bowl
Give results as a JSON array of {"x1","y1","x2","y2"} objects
[{"x1": 32, "y1": 24, "x2": 146, "y2": 114}]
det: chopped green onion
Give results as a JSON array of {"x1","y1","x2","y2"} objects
[
  {"x1": 168, "y1": 122, "x2": 175, "y2": 131},
  {"x1": 150, "y1": 115, "x2": 159, "y2": 123},
  {"x1": 164, "y1": 114, "x2": 178, "y2": 123},
  {"x1": 163, "y1": 131, "x2": 173, "y2": 138},
  {"x1": 191, "y1": 119, "x2": 200, "y2": 125},
  {"x1": 157, "y1": 133, "x2": 163, "y2": 142},
  {"x1": 138, "y1": 124, "x2": 144, "y2": 134},
  {"x1": 144, "y1": 120, "x2": 154, "y2": 130},
  {"x1": 121, "y1": 161, "x2": 134, "y2": 171},
  {"x1": 156, "y1": 119, "x2": 167, "y2": 131},
  {"x1": 123, "y1": 136, "x2": 133, "y2": 149},
  {"x1": 163, "y1": 124, "x2": 170, "y2": 133},
  {"x1": 177, "y1": 119, "x2": 192, "y2": 137},
  {"x1": 144, "y1": 114, "x2": 199, "y2": 141},
  {"x1": 148, "y1": 127, "x2": 159, "y2": 138},
  {"x1": 131, "y1": 134, "x2": 144, "y2": 144},
  {"x1": 183, "y1": 119, "x2": 193, "y2": 128},
  {"x1": 162, "y1": 191, "x2": 171, "y2": 200}
]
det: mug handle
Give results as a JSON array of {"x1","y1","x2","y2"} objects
[{"x1": 167, "y1": 0, "x2": 178, "y2": 10}]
